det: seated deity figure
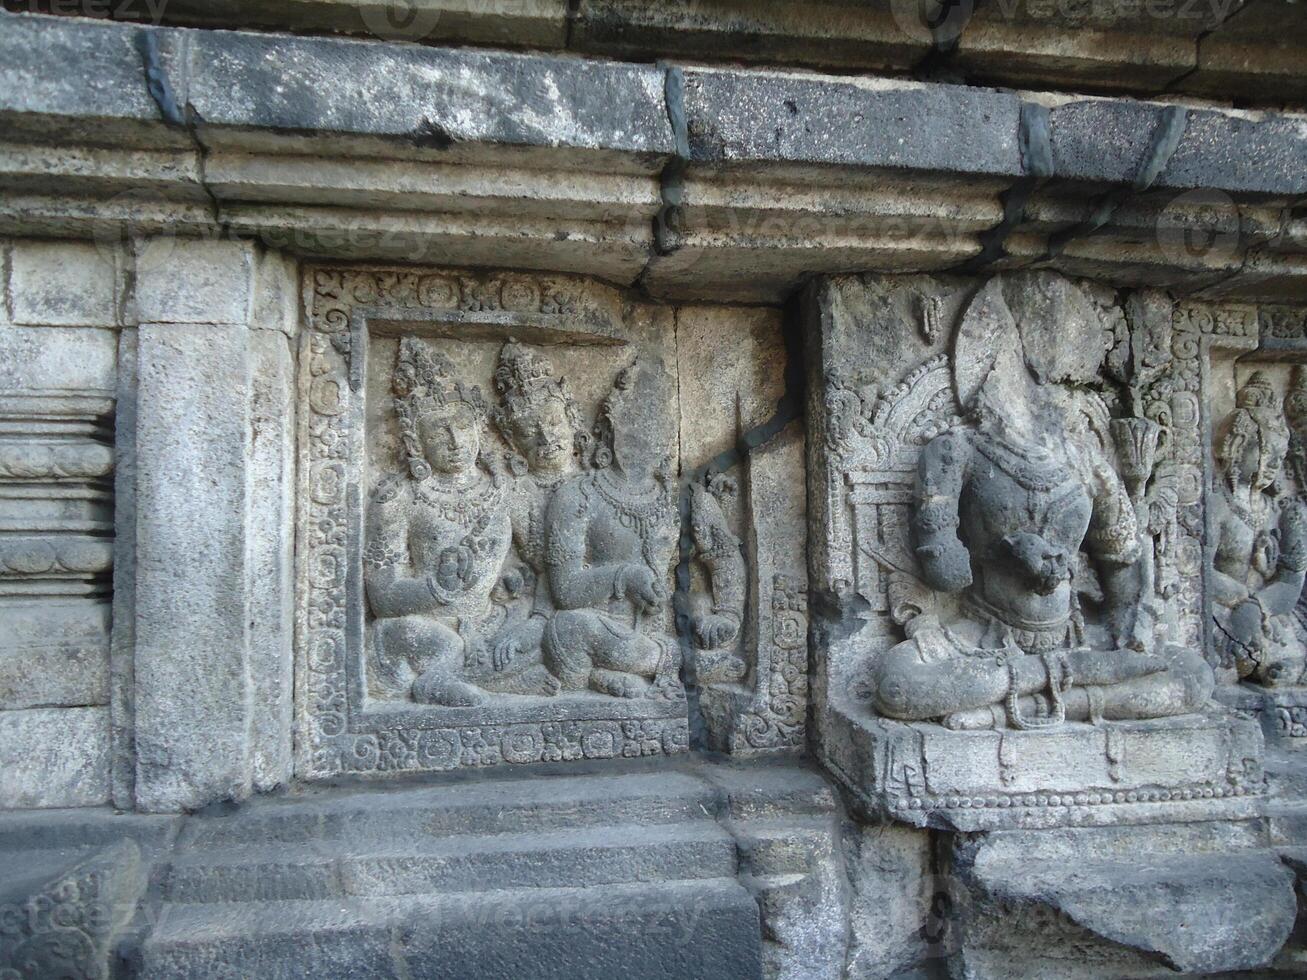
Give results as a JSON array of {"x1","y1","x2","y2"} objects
[
  {"x1": 477, "y1": 339, "x2": 587, "y2": 694},
  {"x1": 1211, "y1": 372, "x2": 1307, "y2": 687},
  {"x1": 871, "y1": 274, "x2": 1214, "y2": 730},
  {"x1": 364, "y1": 338, "x2": 512, "y2": 707},
  {"x1": 542, "y1": 359, "x2": 682, "y2": 699}
]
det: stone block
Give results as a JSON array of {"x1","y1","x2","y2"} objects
[
  {"x1": 186, "y1": 29, "x2": 673, "y2": 165},
  {"x1": 0, "y1": 324, "x2": 117, "y2": 392},
  {"x1": 8, "y1": 239, "x2": 123, "y2": 327},
  {"x1": 247, "y1": 329, "x2": 295, "y2": 792},
  {"x1": 132, "y1": 238, "x2": 256, "y2": 326},
  {"x1": 0, "y1": 705, "x2": 110, "y2": 808},
  {"x1": 681, "y1": 68, "x2": 1021, "y2": 177},
  {"x1": 0, "y1": 14, "x2": 191, "y2": 148},
  {"x1": 131, "y1": 322, "x2": 252, "y2": 812},
  {"x1": 953, "y1": 823, "x2": 1298, "y2": 976},
  {"x1": 1047, "y1": 99, "x2": 1307, "y2": 197},
  {"x1": 0, "y1": 598, "x2": 110, "y2": 709}
]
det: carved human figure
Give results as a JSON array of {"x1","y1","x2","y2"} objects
[
  {"x1": 871, "y1": 273, "x2": 1213, "y2": 729},
  {"x1": 1211, "y1": 372, "x2": 1307, "y2": 687},
  {"x1": 686, "y1": 476, "x2": 747, "y2": 683},
  {"x1": 542, "y1": 360, "x2": 682, "y2": 698},
  {"x1": 480, "y1": 339, "x2": 586, "y2": 693},
  {"x1": 364, "y1": 338, "x2": 511, "y2": 706}
]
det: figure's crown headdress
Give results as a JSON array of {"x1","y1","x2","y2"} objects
[
  {"x1": 392, "y1": 338, "x2": 486, "y2": 480},
  {"x1": 393, "y1": 337, "x2": 487, "y2": 424},
  {"x1": 494, "y1": 339, "x2": 569, "y2": 414},
  {"x1": 1236, "y1": 371, "x2": 1279, "y2": 411}
]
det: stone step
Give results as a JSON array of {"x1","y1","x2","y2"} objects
[
  {"x1": 179, "y1": 769, "x2": 722, "y2": 847},
  {"x1": 727, "y1": 817, "x2": 835, "y2": 878},
  {"x1": 139, "y1": 878, "x2": 763, "y2": 980},
  {"x1": 163, "y1": 820, "x2": 738, "y2": 903}
]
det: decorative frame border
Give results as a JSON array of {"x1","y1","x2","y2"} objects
[{"x1": 293, "y1": 267, "x2": 689, "y2": 780}]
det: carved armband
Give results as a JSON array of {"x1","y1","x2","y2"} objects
[{"x1": 363, "y1": 539, "x2": 402, "y2": 571}]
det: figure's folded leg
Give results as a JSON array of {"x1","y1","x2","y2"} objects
[
  {"x1": 376, "y1": 615, "x2": 484, "y2": 707},
  {"x1": 543, "y1": 609, "x2": 598, "y2": 691}
]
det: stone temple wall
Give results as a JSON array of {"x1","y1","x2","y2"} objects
[{"x1": 1, "y1": 3, "x2": 1306, "y2": 978}]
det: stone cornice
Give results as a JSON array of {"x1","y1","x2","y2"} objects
[{"x1": 0, "y1": 11, "x2": 1304, "y2": 302}]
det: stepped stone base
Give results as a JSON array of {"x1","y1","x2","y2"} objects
[
  {"x1": 822, "y1": 707, "x2": 1268, "y2": 831},
  {"x1": 0, "y1": 757, "x2": 845, "y2": 980}
]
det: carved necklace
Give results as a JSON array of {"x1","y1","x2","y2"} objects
[
  {"x1": 591, "y1": 468, "x2": 672, "y2": 526},
  {"x1": 973, "y1": 431, "x2": 1070, "y2": 494},
  {"x1": 587, "y1": 469, "x2": 672, "y2": 579},
  {"x1": 412, "y1": 471, "x2": 502, "y2": 527},
  {"x1": 524, "y1": 470, "x2": 570, "y2": 564}
]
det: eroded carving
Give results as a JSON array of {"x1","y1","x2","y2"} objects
[
  {"x1": 687, "y1": 475, "x2": 747, "y2": 683},
  {"x1": 1211, "y1": 373, "x2": 1307, "y2": 687},
  {"x1": 871, "y1": 274, "x2": 1213, "y2": 730},
  {"x1": 543, "y1": 360, "x2": 683, "y2": 700},
  {"x1": 365, "y1": 338, "x2": 511, "y2": 707},
  {"x1": 300, "y1": 267, "x2": 690, "y2": 778}
]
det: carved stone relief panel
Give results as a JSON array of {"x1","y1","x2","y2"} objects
[
  {"x1": 1208, "y1": 305, "x2": 1307, "y2": 747},
  {"x1": 675, "y1": 306, "x2": 808, "y2": 754},
  {"x1": 297, "y1": 267, "x2": 692, "y2": 778},
  {"x1": 806, "y1": 272, "x2": 1266, "y2": 830}
]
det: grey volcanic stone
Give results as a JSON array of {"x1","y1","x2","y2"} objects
[
  {"x1": 956, "y1": 825, "x2": 1299, "y2": 976},
  {"x1": 681, "y1": 68, "x2": 1021, "y2": 177},
  {"x1": 186, "y1": 29, "x2": 673, "y2": 166},
  {"x1": 130, "y1": 322, "x2": 253, "y2": 813},
  {"x1": 1047, "y1": 99, "x2": 1307, "y2": 196}
]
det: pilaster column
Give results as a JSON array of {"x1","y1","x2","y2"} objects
[{"x1": 117, "y1": 238, "x2": 297, "y2": 812}]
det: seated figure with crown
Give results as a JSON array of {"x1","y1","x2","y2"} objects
[
  {"x1": 870, "y1": 274, "x2": 1215, "y2": 730},
  {"x1": 363, "y1": 338, "x2": 512, "y2": 707}
]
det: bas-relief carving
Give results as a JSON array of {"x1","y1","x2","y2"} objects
[
  {"x1": 809, "y1": 271, "x2": 1268, "y2": 828},
  {"x1": 1211, "y1": 373, "x2": 1307, "y2": 688},
  {"x1": 872, "y1": 274, "x2": 1212, "y2": 731},
  {"x1": 1209, "y1": 343, "x2": 1307, "y2": 747},
  {"x1": 298, "y1": 267, "x2": 691, "y2": 779}
]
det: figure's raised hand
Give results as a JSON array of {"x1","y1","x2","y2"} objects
[
  {"x1": 620, "y1": 564, "x2": 666, "y2": 613},
  {"x1": 693, "y1": 612, "x2": 739, "y2": 649}
]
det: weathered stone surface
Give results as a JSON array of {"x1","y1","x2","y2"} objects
[
  {"x1": 131, "y1": 239, "x2": 256, "y2": 326},
  {"x1": 0, "y1": 706, "x2": 110, "y2": 808},
  {"x1": 0, "y1": 599, "x2": 110, "y2": 710},
  {"x1": 247, "y1": 328, "x2": 295, "y2": 792},
  {"x1": 8, "y1": 239, "x2": 125, "y2": 327},
  {"x1": 681, "y1": 69, "x2": 1021, "y2": 178},
  {"x1": 842, "y1": 823, "x2": 935, "y2": 978},
  {"x1": 132, "y1": 758, "x2": 843, "y2": 979},
  {"x1": 954, "y1": 823, "x2": 1299, "y2": 976},
  {"x1": 185, "y1": 29, "x2": 673, "y2": 166},
  {"x1": 130, "y1": 322, "x2": 253, "y2": 812},
  {"x1": 145, "y1": 0, "x2": 570, "y2": 49}
]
